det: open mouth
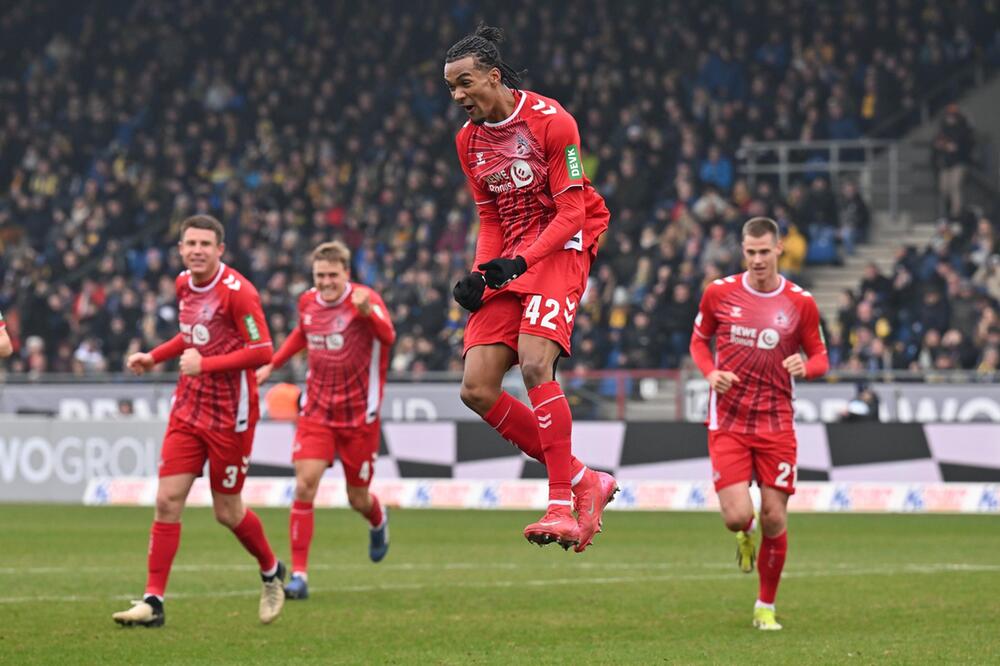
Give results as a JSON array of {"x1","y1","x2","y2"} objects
[{"x1": 462, "y1": 104, "x2": 476, "y2": 115}]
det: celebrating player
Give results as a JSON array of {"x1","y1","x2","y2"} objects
[
  {"x1": 113, "y1": 215, "x2": 285, "y2": 628},
  {"x1": 256, "y1": 241, "x2": 395, "y2": 600},
  {"x1": 444, "y1": 24, "x2": 617, "y2": 551},
  {"x1": 0, "y1": 308, "x2": 11, "y2": 357},
  {"x1": 689, "y1": 217, "x2": 829, "y2": 630}
]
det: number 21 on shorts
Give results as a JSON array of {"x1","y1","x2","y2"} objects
[
  {"x1": 524, "y1": 294, "x2": 559, "y2": 331},
  {"x1": 775, "y1": 461, "x2": 797, "y2": 489}
]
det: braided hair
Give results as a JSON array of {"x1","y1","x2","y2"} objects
[{"x1": 445, "y1": 23, "x2": 524, "y2": 88}]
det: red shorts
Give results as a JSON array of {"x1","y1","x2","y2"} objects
[
  {"x1": 708, "y1": 430, "x2": 798, "y2": 495},
  {"x1": 464, "y1": 250, "x2": 590, "y2": 357},
  {"x1": 293, "y1": 417, "x2": 381, "y2": 487},
  {"x1": 159, "y1": 416, "x2": 255, "y2": 494}
]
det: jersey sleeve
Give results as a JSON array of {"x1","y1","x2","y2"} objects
[
  {"x1": 228, "y1": 284, "x2": 273, "y2": 350},
  {"x1": 544, "y1": 109, "x2": 585, "y2": 197},
  {"x1": 692, "y1": 283, "x2": 721, "y2": 339},
  {"x1": 797, "y1": 294, "x2": 829, "y2": 378},
  {"x1": 0, "y1": 308, "x2": 5, "y2": 330},
  {"x1": 366, "y1": 289, "x2": 396, "y2": 346}
]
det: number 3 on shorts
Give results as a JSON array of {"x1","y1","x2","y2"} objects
[
  {"x1": 524, "y1": 295, "x2": 559, "y2": 331},
  {"x1": 222, "y1": 465, "x2": 238, "y2": 489},
  {"x1": 775, "y1": 461, "x2": 797, "y2": 488}
]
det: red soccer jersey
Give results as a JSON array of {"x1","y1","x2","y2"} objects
[
  {"x1": 278, "y1": 284, "x2": 395, "y2": 428},
  {"x1": 171, "y1": 263, "x2": 272, "y2": 432},
  {"x1": 455, "y1": 89, "x2": 609, "y2": 295},
  {"x1": 693, "y1": 272, "x2": 827, "y2": 434}
]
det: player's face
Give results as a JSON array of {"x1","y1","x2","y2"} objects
[
  {"x1": 444, "y1": 56, "x2": 502, "y2": 125},
  {"x1": 179, "y1": 228, "x2": 223, "y2": 279},
  {"x1": 742, "y1": 233, "x2": 782, "y2": 281},
  {"x1": 313, "y1": 259, "x2": 349, "y2": 302}
]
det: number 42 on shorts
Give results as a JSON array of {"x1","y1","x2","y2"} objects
[{"x1": 523, "y1": 295, "x2": 577, "y2": 330}]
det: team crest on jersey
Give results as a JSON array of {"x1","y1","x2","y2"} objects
[
  {"x1": 514, "y1": 133, "x2": 532, "y2": 158},
  {"x1": 510, "y1": 160, "x2": 534, "y2": 188},
  {"x1": 775, "y1": 311, "x2": 788, "y2": 327},
  {"x1": 332, "y1": 315, "x2": 347, "y2": 333}
]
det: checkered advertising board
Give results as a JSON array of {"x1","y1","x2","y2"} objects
[{"x1": 72, "y1": 421, "x2": 1000, "y2": 513}]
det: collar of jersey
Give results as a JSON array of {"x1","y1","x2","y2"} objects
[
  {"x1": 741, "y1": 271, "x2": 785, "y2": 297},
  {"x1": 316, "y1": 282, "x2": 352, "y2": 307},
  {"x1": 188, "y1": 263, "x2": 226, "y2": 293},
  {"x1": 484, "y1": 89, "x2": 526, "y2": 128}
]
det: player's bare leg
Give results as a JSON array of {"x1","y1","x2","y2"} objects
[
  {"x1": 213, "y1": 491, "x2": 285, "y2": 624},
  {"x1": 462, "y1": 343, "x2": 593, "y2": 546},
  {"x1": 753, "y1": 486, "x2": 789, "y2": 630},
  {"x1": 348, "y1": 484, "x2": 389, "y2": 563},
  {"x1": 717, "y1": 482, "x2": 758, "y2": 573},
  {"x1": 518, "y1": 334, "x2": 587, "y2": 549},
  {"x1": 113, "y1": 473, "x2": 195, "y2": 628},
  {"x1": 285, "y1": 458, "x2": 326, "y2": 599}
]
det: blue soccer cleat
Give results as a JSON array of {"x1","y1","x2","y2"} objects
[
  {"x1": 369, "y1": 507, "x2": 390, "y2": 562},
  {"x1": 284, "y1": 573, "x2": 309, "y2": 600}
]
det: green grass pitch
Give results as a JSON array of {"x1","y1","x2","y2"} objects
[{"x1": 1, "y1": 505, "x2": 999, "y2": 664}]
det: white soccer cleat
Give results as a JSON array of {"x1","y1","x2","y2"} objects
[
  {"x1": 259, "y1": 561, "x2": 286, "y2": 624},
  {"x1": 113, "y1": 598, "x2": 164, "y2": 627}
]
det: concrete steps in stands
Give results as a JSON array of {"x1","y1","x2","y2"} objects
[{"x1": 806, "y1": 221, "x2": 937, "y2": 327}]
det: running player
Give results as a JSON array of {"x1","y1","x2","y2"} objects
[
  {"x1": 256, "y1": 241, "x2": 395, "y2": 600},
  {"x1": 113, "y1": 215, "x2": 285, "y2": 627},
  {"x1": 689, "y1": 217, "x2": 829, "y2": 630}
]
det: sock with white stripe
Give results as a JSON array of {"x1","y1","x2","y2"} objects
[{"x1": 528, "y1": 380, "x2": 574, "y2": 504}]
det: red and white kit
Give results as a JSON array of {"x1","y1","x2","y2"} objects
[
  {"x1": 692, "y1": 272, "x2": 828, "y2": 493},
  {"x1": 271, "y1": 284, "x2": 395, "y2": 486},
  {"x1": 456, "y1": 88, "x2": 610, "y2": 355},
  {"x1": 157, "y1": 263, "x2": 272, "y2": 493}
]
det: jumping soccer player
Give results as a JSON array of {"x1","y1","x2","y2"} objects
[
  {"x1": 113, "y1": 215, "x2": 285, "y2": 627},
  {"x1": 689, "y1": 217, "x2": 829, "y2": 630},
  {"x1": 445, "y1": 24, "x2": 616, "y2": 551},
  {"x1": 256, "y1": 241, "x2": 395, "y2": 600}
]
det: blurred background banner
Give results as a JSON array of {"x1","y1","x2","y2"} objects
[
  {"x1": 4, "y1": 418, "x2": 999, "y2": 503},
  {"x1": 82, "y1": 476, "x2": 1000, "y2": 514},
  {"x1": 0, "y1": 417, "x2": 164, "y2": 501}
]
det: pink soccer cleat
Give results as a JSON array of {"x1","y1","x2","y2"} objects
[
  {"x1": 523, "y1": 505, "x2": 580, "y2": 550},
  {"x1": 573, "y1": 470, "x2": 619, "y2": 553}
]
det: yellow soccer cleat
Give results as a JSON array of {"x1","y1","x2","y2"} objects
[
  {"x1": 736, "y1": 526, "x2": 756, "y2": 574},
  {"x1": 752, "y1": 606, "x2": 783, "y2": 631}
]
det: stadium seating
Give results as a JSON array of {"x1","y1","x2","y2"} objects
[{"x1": 0, "y1": 0, "x2": 996, "y2": 374}]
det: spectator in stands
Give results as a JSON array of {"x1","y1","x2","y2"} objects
[
  {"x1": 932, "y1": 104, "x2": 975, "y2": 220},
  {"x1": 839, "y1": 179, "x2": 871, "y2": 254}
]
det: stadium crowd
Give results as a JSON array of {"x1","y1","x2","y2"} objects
[
  {"x1": 0, "y1": 0, "x2": 998, "y2": 376},
  {"x1": 834, "y1": 214, "x2": 1000, "y2": 373}
]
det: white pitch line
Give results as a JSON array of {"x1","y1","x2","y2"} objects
[{"x1": 0, "y1": 563, "x2": 997, "y2": 605}]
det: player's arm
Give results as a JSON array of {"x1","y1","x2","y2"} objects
[
  {"x1": 689, "y1": 284, "x2": 740, "y2": 394},
  {"x1": 0, "y1": 316, "x2": 12, "y2": 358},
  {"x1": 269, "y1": 326, "x2": 306, "y2": 370},
  {"x1": 127, "y1": 277, "x2": 187, "y2": 374},
  {"x1": 183, "y1": 288, "x2": 273, "y2": 376},
  {"x1": 783, "y1": 297, "x2": 829, "y2": 379},
  {"x1": 353, "y1": 288, "x2": 396, "y2": 346},
  {"x1": 477, "y1": 112, "x2": 586, "y2": 287},
  {"x1": 453, "y1": 136, "x2": 497, "y2": 311}
]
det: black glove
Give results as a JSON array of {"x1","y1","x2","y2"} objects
[
  {"x1": 477, "y1": 255, "x2": 528, "y2": 289},
  {"x1": 453, "y1": 272, "x2": 487, "y2": 312}
]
